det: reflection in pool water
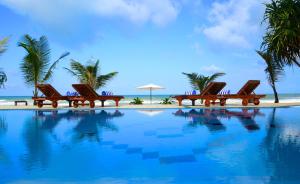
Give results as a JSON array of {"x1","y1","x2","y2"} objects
[
  {"x1": 0, "y1": 108, "x2": 299, "y2": 183},
  {"x1": 174, "y1": 109, "x2": 264, "y2": 131}
]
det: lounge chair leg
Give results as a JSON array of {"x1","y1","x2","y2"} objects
[
  {"x1": 90, "y1": 101, "x2": 95, "y2": 108},
  {"x1": 220, "y1": 99, "x2": 226, "y2": 106},
  {"x1": 254, "y1": 98, "x2": 260, "y2": 105},
  {"x1": 242, "y1": 99, "x2": 249, "y2": 106},
  {"x1": 68, "y1": 100, "x2": 72, "y2": 107},
  {"x1": 191, "y1": 100, "x2": 195, "y2": 106},
  {"x1": 52, "y1": 101, "x2": 58, "y2": 108},
  {"x1": 178, "y1": 99, "x2": 182, "y2": 106},
  {"x1": 73, "y1": 101, "x2": 79, "y2": 108},
  {"x1": 101, "y1": 100, "x2": 105, "y2": 107},
  {"x1": 37, "y1": 101, "x2": 43, "y2": 108},
  {"x1": 205, "y1": 99, "x2": 211, "y2": 107}
]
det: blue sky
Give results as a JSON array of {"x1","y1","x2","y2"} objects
[{"x1": 0, "y1": 0, "x2": 299, "y2": 96}]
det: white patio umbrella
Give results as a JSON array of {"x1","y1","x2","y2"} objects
[{"x1": 137, "y1": 83, "x2": 164, "y2": 104}]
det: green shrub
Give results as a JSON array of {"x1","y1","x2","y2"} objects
[
  {"x1": 160, "y1": 97, "x2": 172, "y2": 104},
  {"x1": 130, "y1": 97, "x2": 144, "y2": 105}
]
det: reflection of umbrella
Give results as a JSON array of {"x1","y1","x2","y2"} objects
[
  {"x1": 137, "y1": 84, "x2": 164, "y2": 104},
  {"x1": 138, "y1": 110, "x2": 164, "y2": 117}
]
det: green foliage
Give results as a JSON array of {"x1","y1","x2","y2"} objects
[
  {"x1": 182, "y1": 72, "x2": 225, "y2": 94},
  {"x1": 160, "y1": 97, "x2": 172, "y2": 104},
  {"x1": 0, "y1": 37, "x2": 9, "y2": 56},
  {"x1": 262, "y1": 0, "x2": 300, "y2": 67},
  {"x1": 256, "y1": 51, "x2": 284, "y2": 85},
  {"x1": 0, "y1": 71, "x2": 7, "y2": 88},
  {"x1": 130, "y1": 97, "x2": 144, "y2": 105},
  {"x1": 0, "y1": 37, "x2": 9, "y2": 88},
  {"x1": 65, "y1": 59, "x2": 118, "y2": 90},
  {"x1": 18, "y1": 34, "x2": 69, "y2": 97},
  {"x1": 256, "y1": 50, "x2": 283, "y2": 103}
]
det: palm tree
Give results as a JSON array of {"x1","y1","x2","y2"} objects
[
  {"x1": 0, "y1": 37, "x2": 9, "y2": 88},
  {"x1": 182, "y1": 72, "x2": 225, "y2": 94},
  {"x1": 18, "y1": 34, "x2": 69, "y2": 97},
  {"x1": 256, "y1": 50, "x2": 283, "y2": 103},
  {"x1": 0, "y1": 37, "x2": 9, "y2": 55},
  {"x1": 64, "y1": 59, "x2": 118, "y2": 90},
  {"x1": 262, "y1": 0, "x2": 300, "y2": 67}
]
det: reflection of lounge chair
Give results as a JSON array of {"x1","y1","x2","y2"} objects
[
  {"x1": 33, "y1": 84, "x2": 79, "y2": 108},
  {"x1": 219, "y1": 80, "x2": 266, "y2": 106},
  {"x1": 173, "y1": 82, "x2": 226, "y2": 107},
  {"x1": 72, "y1": 84, "x2": 124, "y2": 108},
  {"x1": 174, "y1": 108, "x2": 263, "y2": 131}
]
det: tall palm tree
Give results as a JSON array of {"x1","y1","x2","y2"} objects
[
  {"x1": 182, "y1": 72, "x2": 225, "y2": 94},
  {"x1": 0, "y1": 37, "x2": 9, "y2": 88},
  {"x1": 256, "y1": 50, "x2": 283, "y2": 103},
  {"x1": 64, "y1": 59, "x2": 118, "y2": 90},
  {"x1": 262, "y1": 0, "x2": 300, "y2": 67},
  {"x1": 0, "y1": 37, "x2": 9, "y2": 55},
  {"x1": 18, "y1": 34, "x2": 69, "y2": 97}
]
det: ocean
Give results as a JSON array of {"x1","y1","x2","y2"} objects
[{"x1": 0, "y1": 94, "x2": 300, "y2": 105}]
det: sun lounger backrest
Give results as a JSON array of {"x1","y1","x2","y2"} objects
[
  {"x1": 237, "y1": 80, "x2": 260, "y2": 95},
  {"x1": 200, "y1": 82, "x2": 226, "y2": 96},
  {"x1": 37, "y1": 84, "x2": 62, "y2": 98},
  {"x1": 72, "y1": 84, "x2": 99, "y2": 98}
]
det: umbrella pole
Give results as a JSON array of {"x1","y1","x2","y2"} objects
[{"x1": 150, "y1": 88, "x2": 152, "y2": 104}]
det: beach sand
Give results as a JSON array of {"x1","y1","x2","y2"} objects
[{"x1": 1, "y1": 101, "x2": 299, "y2": 110}]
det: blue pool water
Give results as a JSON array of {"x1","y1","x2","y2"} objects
[{"x1": 0, "y1": 107, "x2": 300, "y2": 183}]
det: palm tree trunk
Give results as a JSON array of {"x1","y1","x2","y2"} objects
[
  {"x1": 33, "y1": 83, "x2": 38, "y2": 105},
  {"x1": 271, "y1": 83, "x2": 279, "y2": 103}
]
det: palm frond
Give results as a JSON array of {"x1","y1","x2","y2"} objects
[
  {"x1": 257, "y1": 50, "x2": 284, "y2": 85},
  {"x1": 43, "y1": 52, "x2": 69, "y2": 82},
  {"x1": 0, "y1": 70, "x2": 7, "y2": 88},
  {"x1": 66, "y1": 59, "x2": 118, "y2": 90},
  {"x1": 183, "y1": 72, "x2": 225, "y2": 93},
  {"x1": 207, "y1": 72, "x2": 225, "y2": 83},
  {"x1": 0, "y1": 37, "x2": 9, "y2": 56},
  {"x1": 262, "y1": 0, "x2": 300, "y2": 67},
  {"x1": 18, "y1": 34, "x2": 64, "y2": 93},
  {"x1": 64, "y1": 67, "x2": 78, "y2": 77},
  {"x1": 182, "y1": 72, "x2": 201, "y2": 90},
  {"x1": 96, "y1": 72, "x2": 118, "y2": 89}
]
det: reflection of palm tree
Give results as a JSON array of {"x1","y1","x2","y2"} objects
[
  {"x1": 36, "y1": 110, "x2": 123, "y2": 143},
  {"x1": 0, "y1": 116, "x2": 7, "y2": 136},
  {"x1": 0, "y1": 115, "x2": 9, "y2": 165},
  {"x1": 72, "y1": 110, "x2": 122, "y2": 142},
  {"x1": 262, "y1": 108, "x2": 300, "y2": 181},
  {"x1": 174, "y1": 109, "x2": 226, "y2": 131},
  {"x1": 21, "y1": 117, "x2": 51, "y2": 171}
]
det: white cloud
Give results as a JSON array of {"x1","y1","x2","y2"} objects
[
  {"x1": 201, "y1": 64, "x2": 224, "y2": 73},
  {"x1": 0, "y1": 0, "x2": 179, "y2": 26},
  {"x1": 202, "y1": 0, "x2": 262, "y2": 48}
]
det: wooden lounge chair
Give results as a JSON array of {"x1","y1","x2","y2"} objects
[
  {"x1": 32, "y1": 84, "x2": 79, "y2": 108},
  {"x1": 72, "y1": 84, "x2": 124, "y2": 108},
  {"x1": 218, "y1": 80, "x2": 266, "y2": 106},
  {"x1": 173, "y1": 82, "x2": 226, "y2": 107}
]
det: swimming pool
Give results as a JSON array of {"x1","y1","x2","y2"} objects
[{"x1": 0, "y1": 107, "x2": 299, "y2": 183}]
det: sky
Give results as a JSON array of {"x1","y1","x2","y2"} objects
[{"x1": 0, "y1": 0, "x2": 299, "y2": 96}]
